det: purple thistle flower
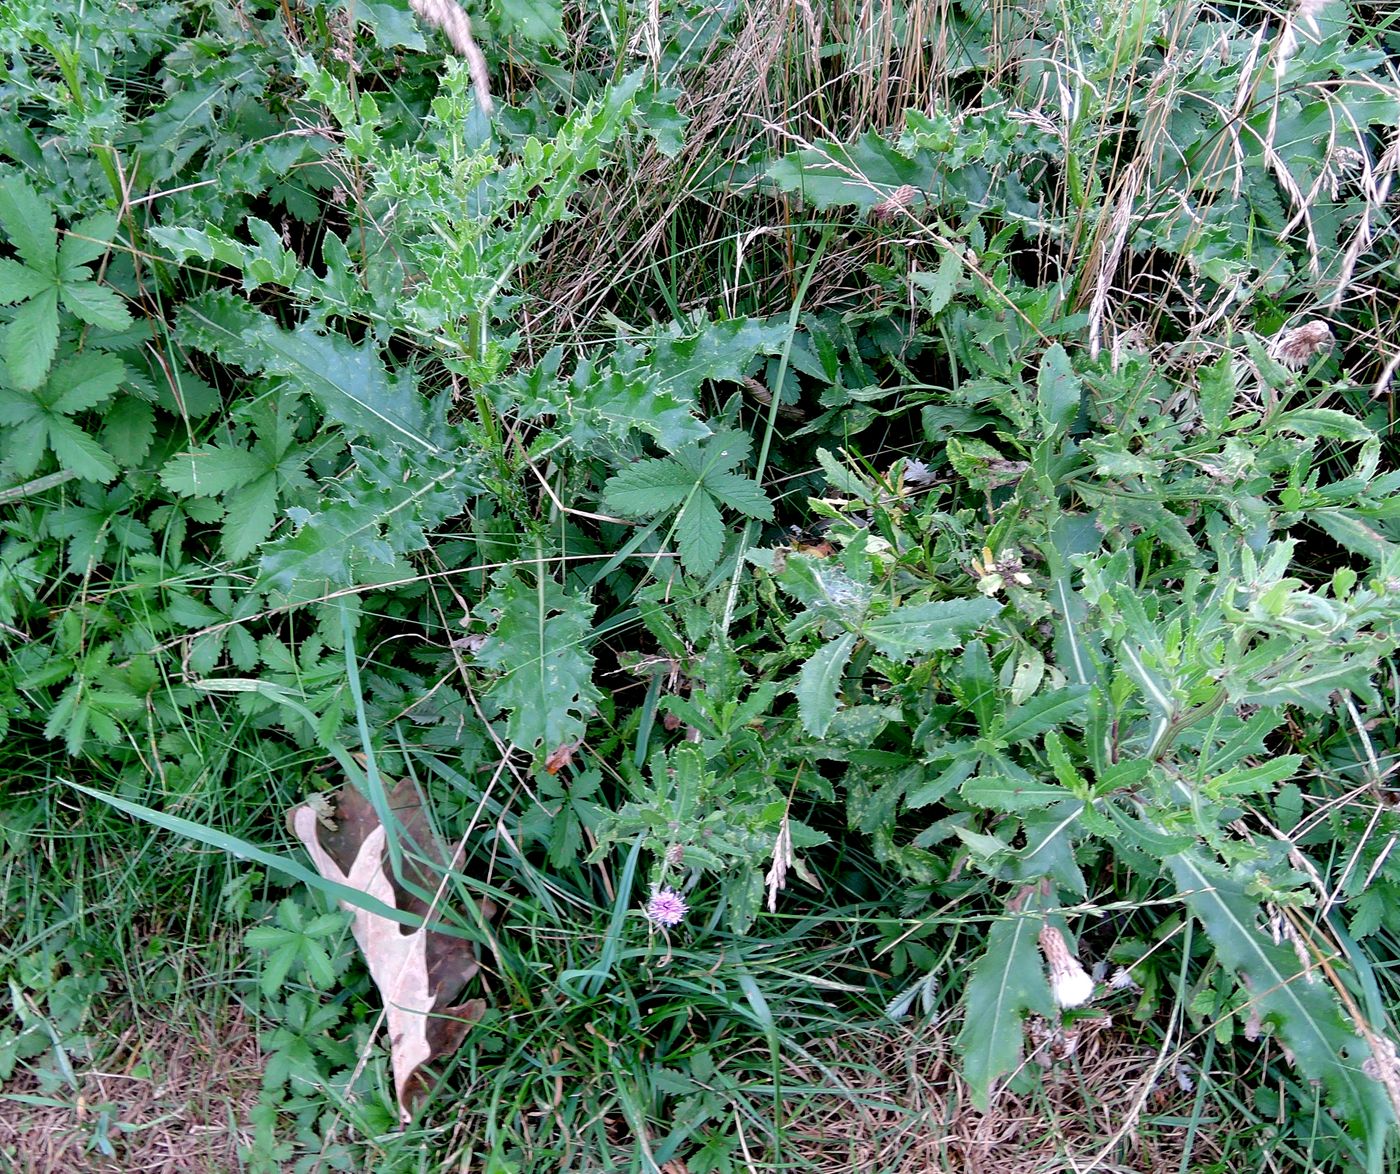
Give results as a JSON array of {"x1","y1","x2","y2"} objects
[{"x1": 645, "y1": 887, "x2": 687, "y2": 928}]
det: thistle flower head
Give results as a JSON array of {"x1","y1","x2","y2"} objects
[
  {"x1": 1270, "y1": 320, "x2": 1333, "y2": 371},
  {"x1": 644, "y1": 887, "x2": 688, "y2": 928},
  {"x1": 1040, "y1": 924, "x2": 1095, "y2": 1008}
]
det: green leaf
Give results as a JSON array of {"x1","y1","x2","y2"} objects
[
  {"x1": 1167, "y1": 850, "x2": 1393, "y2": 1140},
  {"x1": 911, "y1": 247, "x2": 962, "y2": 316},
  {"x1": 57, "y1": 213, "x2": 119, "y2": 270},
  {"x1": 179, "y1": 293, "x2": 438, "y2": 452},
  {"x1": 767, "y1": 131, "x2": 927, "y2": 210},
  {"x1": 602, "y1": 457, "x2": 696, "y2": 516},
  {"x1": 222, "y1": 473, "x2": 282, "y2": 560},
  {"x1": 676, "y1": 489, "x2": 723, "y2": 574},
  {"x1": 960, "y1": 773, "x2": 1073, "y2": 812},
  {"x1": 4, "y1": 286, "x2": 59, "y2": 389},
  {"x1": 863, "y1": 596, "x2": 1002, "y2": 659},
  {"x1": 1197, "y1": 353, "x2": 1237, "y2": 433},
  {"x1": 796, "y1": 631, "x2": 858, "y2": 737},
  {"x1": 59, "y1": 280, "x2": 133, "y2": 331},
  {"x1": 494, "y1": 0, "x2": 564, "y2": 44},
  {"x1": 475, "y1": 572, "x2": 600, "y2": 754},
  {"x1": 957, "y1": 908, "x2": 1055, "y2": 1111},
  {"x1": 703, "y1": 471, "x2": 773, "y2": 520},
  {"x1": 46, "y1": 416, "x2": 118, "y2": 482},
  {"x1": 160, "y1": 445, "x2": 269, "y2": 497},
  {"x1": 47, "y1": 353, "x2": 125, "y2": 415},
  {"x1": 997, "y1": 686, "x2": 1090, "y2": 746},
  {"x1": 1036, "y1": 343, "x2": 1080, "y2": 433},
  {"x1": 0, "y1": 175, "x2": 57, "y2": 272},
  {"x1": 0, "y1": 257, "x2": 52, "y2": 304},
  {"x1": 101, "y1": 397, "x2": 156, "y2": 467},
  {"x1": 953, "y1": 640, "x2": 998, "y2": 734}
]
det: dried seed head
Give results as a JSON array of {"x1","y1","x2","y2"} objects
[
  {"x1": 1039, "y1": 924, "x2": 1095, "y2": 1008},
  {"x1": 409, "y1": 0, "x2": 493, "y2": 114},
  {"x1": 870, "y1": 184, "x2": 918, "y2": 224},
  {"x1": 1270, "y1": 320, "x2": 1333, "y2": 370}
]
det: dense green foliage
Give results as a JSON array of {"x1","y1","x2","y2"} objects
[{"x1": 3, "y1": 0, "x2": 1400, "y2": 1169}]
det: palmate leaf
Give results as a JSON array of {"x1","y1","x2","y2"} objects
[
  {"x1": 0, "y1": 174, "x2": 57, "y2": 272},
  {"x1": 957, "y1": 906, "x2": 1056, "y2": 1111},
  {"x1": 1167, "y1": 850, "x2": 1394, "y2": 1144},
  {"x1": 602, "y1": 429, "x2": 773, "y2": 575},
  {"x1": 5, "y1": 286, "x2": 59, "y2": 389},
  {"x1": 474, "y1": 571, "x2": 600, "y2": 755}
]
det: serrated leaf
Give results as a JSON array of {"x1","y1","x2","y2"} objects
[
  {"x1": 796, "y1": 631, "x2": 858, "y2": 737},
  {"x1": 863, "y1": 596, "x2": 1002, "y2": 659},
  {"x1": 60, "y1": 279, "x2": 133, "y2": 330},
  {"x1": 160, "y1": 444, "x2": 270, "y2": 496},
  {"x1": 0, "y1": 256, "x2": 52, "y2": 304},
  {"x1": 957, "y1": 909, "x2": 1055, "y2": 1111},
  {"x1": 222, "y1": 474, "x2": 282, "y2": 560},
  {"x1": 5, "y1": 286, "x2": 59, "y2": 389},
  {"x1": 179, "y1": 293, "x2": 437, "y2": 452},
  {"x1": 101, "y1": 396, "x2": 156, "y2": 466},
  {"x1": 1036, "y1": 343, "x2": 1080, "y2": 433},
  {"x1": 953, "y1": 640, "x2": 998, "y2": 735},
  {"x1": 767, "y1": 131, "x2": 927, "y2": 210},
  {"x1": 475, "y1": 573, "x2": 600, "y2": 755},
  {"x1": 495, "y1": 0, "x2": 564, "y2": 44},
  {"x1": 960, "y1": 773, "x2": 1073, "y2": 812},
  {"x1": 1197, "y1": 353, "x2": 1237, "y2": 433},
  {"x1": 57, "y1": 213, "x2": 119, "y2": 269},
  {"x1": 676, "y1": 489, "x2": 723, "y2": 574},
  {"x1": 602, "y1": 458, "x2": 695, "y2": 516},
  {"x1": 0, "y1": 175, "x2": 57, "y2": 272},
  {"x1": 46, "y1": 416, "x2": 118, "y2": 482},
  {"x1": 1167, "y1": 850, "x2": 1393, "y2": 1139},
  {"x1": 911, "y1": 247, "x2": 962, "y2": 316},
  {"x1": 997, "y1": 686, "x2": 1090, "y2": 746},
  {"x1": 47, "y1": 353, "x2": 125, "y2": 415},
  {"x1": 703, "y1": 471, "x2": 773, "y2": 520}
]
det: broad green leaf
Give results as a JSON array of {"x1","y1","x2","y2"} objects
[
  {"x1": 703, "y1": 471, "x2": 773, "y2": 520},
  {"x1": 179, "y1": 293, "x2": 437, "y2": 452},
  {"x1": 957, "y1": 909, "x2": 1055, "y2": 1111},
  {"x1": 863, "y1": 596, "x2": 1001, "y2": 659},
  {"x1": 1167, "y1": 850, "x2": 1393, "y2": 1140},
  {"x1": 911, "y1": 248, "x2": 962, "y2": 316},
  {"x1": 1197, "y1": 353, "x2": 1237, "y2": 433},
  {"x1": 5, "y1": 286, "x2": 59, "y2": 389},
  {"x1": 57, "y1": 213, "x2": 119, "y2": 269},
  {"x1": 960, "y1": 773, "x2": 1073, "y2": 812},
  {"x1": 101, "y1": 397, "x2": 156, "y2": 467},
  {"x1": 60, "y1": 280, "x2": 133, "y2": 331},
  {"x1": 222, "y1": 473, "x2": 282, "y2": 560},
  {"x1": 0, "y1": 175, "x2": 57, "y2": 272},
  {"x1": 602, "y1": 458, "x2": 696, "y2": 516},
  {"x1": 953, "y1": 640, "x2": 998, "y2": 734},
  {"x1": 47, "y1": 353, "x2": 125, "y2": 415},
  {"x1": 46, "y1": 416, "x2": 118, "y2": 482},
  {"x1": 160, "y1": 444, "x2": 270, "y2": 496},
  {"x1": 475, "y1": 572, "x2": 600, "y2": 754},
  {"x1": 0, "y1": 257, "x2": 52, "y2": 304},
  {"x1": 495, "y1": 0, "x2": 564, "y2": 44},
  {"x1": 796, "y1": 631, "x2": 858, "y2": 737},
  {"x1": 998, "y1": 686, "x2": 1090, "y2": 746},
  {"x1": 676, "y1": 489, "x2": 723, "y2": 574},
  {"x1": 1036, "y1": 343, "x2": 1080, "y2": 433},
  {"x1": 767, "y1": 131, "x2": 927, "y2": 210}
]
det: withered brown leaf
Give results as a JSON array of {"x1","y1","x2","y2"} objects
[{"x1": 288, "y1": 779, "x2": 494, "y2": 1122}]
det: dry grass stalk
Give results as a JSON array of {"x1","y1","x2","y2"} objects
[{"x1": 410, "y1": 0, "x2": 493, "y2": 114}]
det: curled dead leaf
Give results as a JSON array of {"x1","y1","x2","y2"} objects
[{"x1": 288, "y1": 779, "x2": 494, "y2": 1123}]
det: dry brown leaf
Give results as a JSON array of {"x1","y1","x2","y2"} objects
[{"x1": 288, "y1": 779, "x2": 494, "y2": 1122}]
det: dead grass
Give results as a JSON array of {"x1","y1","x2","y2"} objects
[
  {"x1": 0, "y1": 1001, "x2": 264, "y2": 1174},
  {"x1": 776, "y1": 1015, "x2": 1223, "y2": 1173}
]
